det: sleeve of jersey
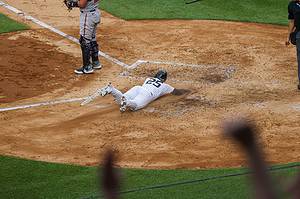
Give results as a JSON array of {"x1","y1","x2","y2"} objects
[
  {"x1": 163, "y1": 84, "x2": 175, "y2": 95},
  {"x1": 288, "y1": 3, "x2": 294, "y2": 20}
]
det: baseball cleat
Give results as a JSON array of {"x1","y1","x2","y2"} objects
[
  {"x1": 74, "y1": 66, "x2": 85, "y2": 74},
  {"x1": 298, "y1": 83, "x2": 300, "y2": 90},
  {"x1": 75, "y1": 65, "x2": 94, "y2": 74},
  {"x1": 119, "y1": 96, "x2": 127, "y2": 112},
  {"x1": 83, "y1": 64, "x2": 94, "y2": 74},
  {"x1": 99, "y1": 83, "x2": 113, "y2": 97},
  {"x1": 92, "y1": 61, "x2": 102, "y2": 70}
]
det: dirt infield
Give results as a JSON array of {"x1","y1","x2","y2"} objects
[
  {"x1": 0, "y1": 31, "x2": 83, "y2": 103},
  {"x1": 0, "y1": 0, "x2": 300, "y2": 169}
]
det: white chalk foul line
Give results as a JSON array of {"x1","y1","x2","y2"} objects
[
  {"x1": 0, "y1": 97, "x2": 87, "y2": 112},
  {"x1": 0, "y1": 1, "x2": 129, "y2": 68},
  {"x1": 127, "y1": 60, "x2": 225, "y2": 70}
]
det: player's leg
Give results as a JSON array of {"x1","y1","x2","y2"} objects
[
  {"x1": 123, "y1": 86, "x2": 143, "y2": 100},
  {"x1": 297, "y1": 32, "x2": 300, "y2": 90},
  {"x1": 111, "y1": 87, "x2": 123, "y2": 104},
  {"x1": 119, "y1": 86, "x2": 144, "y2": 112},
  {"x1": 75, "y1": 13, "x2": 93, "y2": 74},
  {"x1": 121, "y1": 98, "x2": 137, "y2": 112},
  {"x1": 90, "y1": 10, "x2": 101, "y2": 69},
  {"x1": 131, "y1": 92, "x2": 153, "y2": 110},
  {"x1": 99, "y1": 83, "x2": 123, "y2": 104},
  {"x1": 75, "y1": 36, "x2": 94, "y2": 74},
  {"x1": 121, "y1": 89, "x2": 152, "y2": 112},
  {"x1": 91, "y1": 40, "x2": 101, "y2": 69}
]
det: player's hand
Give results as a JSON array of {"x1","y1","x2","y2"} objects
[
  {"x1": 286, "y1": 36, "x2": 290, "y2": 46},
  {"x1": 171, "y1": 89, "x2": 190, "y2": 96}
]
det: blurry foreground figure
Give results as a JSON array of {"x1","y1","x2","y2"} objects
[
  {"x1": 99, "y1": 150, "x2": 120, "y2": 199},
  {"x1": 223, "y1": 118, "x2": 300, "y2": 199}
]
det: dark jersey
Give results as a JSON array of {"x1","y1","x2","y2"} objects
[{"x1": 288, "y1": 1, "x2": 300, "y2": 31}]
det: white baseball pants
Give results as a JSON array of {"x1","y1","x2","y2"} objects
[{"x1": 111, "y1": 86, "x2": 153, "y2": 111}]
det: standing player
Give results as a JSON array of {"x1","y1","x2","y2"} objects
[
  {"x1": 94, "y1": 70, "x2": 190, "y2": 112},
  {"x1": 286, "y1": 0, "x2": 300, "y2": 90},
  {"x1": 64, "y1": 0, "x2": 101, "y2": 74}
]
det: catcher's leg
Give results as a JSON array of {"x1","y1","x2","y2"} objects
[
  {"x1": 90, "y1": 10, "x2": 101, "y2": 69},
  {"x1": 74, "y1": 36, "x2": 93, "y2": 74},
  {"x1": 91, "y1": 40, "x2": 102, "y2": 70},
  {"x1": 76, "y1": 12, "x2": 93, "y2": 74},
  {"x1": 91, "y1": 41, "x2": 100, "y2": 64}
]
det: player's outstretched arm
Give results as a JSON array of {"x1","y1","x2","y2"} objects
[{"x1": 171, "y1": 88, "x2": 190, "y2": 96}]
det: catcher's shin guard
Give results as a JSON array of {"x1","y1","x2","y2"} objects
[
  {"x1": 79, "y1": 36, "x2": 91, "y2": 67},
  {"x1": 91, "y1": 41, "x2": 99, "y2": 62}
]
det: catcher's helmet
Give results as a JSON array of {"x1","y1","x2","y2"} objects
[{"x1": 154, "y1": 69, "x2": 168, "y2": 82}]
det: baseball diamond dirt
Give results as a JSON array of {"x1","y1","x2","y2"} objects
[{"x1": 0, "y1": 0, "x2": 300, "y2": 169}]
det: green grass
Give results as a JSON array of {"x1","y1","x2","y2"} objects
[
  {"x1": 100, "y1": 0, "x2": 289, "y2": 25},
  {"x1": 0, "y1": 13, "x2": 28, "y2": 34},
  {"x1": 0, "y1": 156, "x2": 97, "y2": 199},
  {"x1": 1, "y1": 155, "x2": 299, "y2": 199}
]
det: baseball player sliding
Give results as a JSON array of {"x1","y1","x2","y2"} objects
[
  {"x1": 82, "y1": 70, "x2": 190, "y2": 112},
  {"x1": 64, "y1": 0, "x2": 101, "y2": 74}
]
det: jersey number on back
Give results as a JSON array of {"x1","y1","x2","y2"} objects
[{"x1": 146, "y1": 78, "x2": 162, "y2": 88}]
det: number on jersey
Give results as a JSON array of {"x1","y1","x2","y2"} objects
[{"x1": 146, "y1": 78, "x2": 162, "y2": 88}]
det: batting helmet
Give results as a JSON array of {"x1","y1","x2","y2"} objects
[{"x1": 154, "y1": 69, "x2": 168, "y2": 82}]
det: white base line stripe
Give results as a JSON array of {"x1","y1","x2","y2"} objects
[
  {"x1": 0, "y1": 98, "x2": 86, "y2": 112},
  {"x1": 127, "y1": 60, "x2": 220, "y2": 70},
  {"x1": 0, "y1": 1, "x2": 129, "y2": 68},
  {"x1": 127, "y1": 60, "x2": 147, "y2": 70},
  {"x1": 98, "y1": 51, "x2": 129, "y2": 68}
]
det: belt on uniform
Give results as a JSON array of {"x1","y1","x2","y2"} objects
[{"x1": 80, "y1": 9, "x2": 96, "y2": 13}]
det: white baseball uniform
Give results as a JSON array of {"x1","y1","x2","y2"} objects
[{"x1": 110, "y1": 78, "x2": 174, "y2": 111}]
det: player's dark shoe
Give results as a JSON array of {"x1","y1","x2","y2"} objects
[
  {"x1": 298, "y1": 83, "x2": 300, "y2": 90},
  {"x1": 83, "y1": 65, "x2": 94, "y2": 74},
  {"x1": 120, "y1": 96, "x2": 127, "y2": 112},
  {"x1": 99, "y1": 83, "x2": 112, "y2": 97},
  {"x1": 92, "y1": 61, "x2": 102, "y2": 70},
  {"x1": 74, "y1": 66, "x2": 85, "y2": 74},
  {"x1": 74, "y1": 65, "x2": 94, "y2": 74}
]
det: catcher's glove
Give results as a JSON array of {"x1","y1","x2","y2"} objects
[{"x1": 63, "y1": 0, "x2": 79, "y2": 11}]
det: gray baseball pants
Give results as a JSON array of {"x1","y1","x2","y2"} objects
[{"x1": 80, "y1": 9, "x2": 100, "y2": 42}]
